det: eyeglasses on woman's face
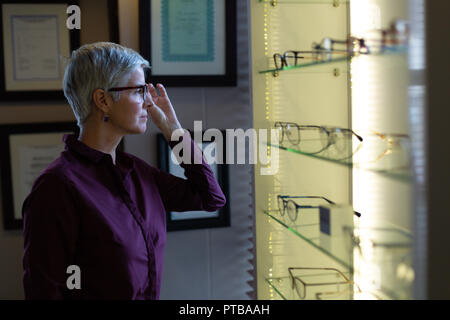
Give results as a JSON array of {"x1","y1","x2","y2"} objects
[{"x1": 108, "y1": 84, "x2": 149, "y2": 103}]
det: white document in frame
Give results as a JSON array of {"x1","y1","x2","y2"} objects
[
  {"x1": 1, "y1": 4, "x2": 70, "y2": 91},
  {"x1": 11, "y1": 15, "x2": 60, "y2": 80}
]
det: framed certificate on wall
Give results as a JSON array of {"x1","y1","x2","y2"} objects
[
  {"x1": 0, "y1": 121, "x2": 78, "y2": 230},
  {"x1": 0, "y1": 0, "x2": 80, "y2": 100},
  {"x1": 139, "y1": 0, "x2": 237, "y2": 87},
  {"x1": 157, "y1": 132, "x2": 230, "y2": 231}
]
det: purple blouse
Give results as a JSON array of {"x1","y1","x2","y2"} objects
[{"x1": 22, "y1": 133, "x2": 226, "y2": 300}]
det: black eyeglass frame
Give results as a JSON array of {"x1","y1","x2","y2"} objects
[
  {"x1": 273, "y1": 26, "x2": 408, "y2": 72},
  {"x1": 272, "y1": 49, "x2": 345, "y2": 70},
  {"x1": 108, "y1": 84, "x2": 149, "y2": 102},
  {"x1": 277, "y1": 195, "x2": 361, "y2": 222},
  {"x1": 273, "y1": 51, "x2": 306, "y2": 70},
  {"x1": 272, "y1": 40, "x2": 367, "y2": 71},
  {"x1": 278, "y1": 195, "x2": 333, "y2": 223}
]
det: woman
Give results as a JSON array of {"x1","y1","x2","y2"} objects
[{"x1": 22, "y1": 42, "x2": 226, "y2": 299}]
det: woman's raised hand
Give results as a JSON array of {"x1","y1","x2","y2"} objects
[{"x1": 147, "y1": 83, "x2": 182, "y2": 140}]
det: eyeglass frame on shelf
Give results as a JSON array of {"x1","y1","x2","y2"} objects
[
  {"x1": 313, "y1": 26, "x2": 408, "y2": 56},
  {"x1": 272, "y1": 25, "x2": 408, "y2": 71},
  {"x1": 343, "y1": 225, "x2": 413, "y2": 258},
  {"x1": 373, "y1": 131, "x2": 410, "y2": 164},
  {"x1": 288, "y1": 267, "x2": 353, "y2": 300},
  {"x1": 272, "y1": 49, "x2": 348, "y2": 70},
  {"x1": 274, "y1": 121, "x2": 363, "y2": 158},
  {"x1": 277, "y1": 195, "x2": 361, "y2": 222},
  {"x1": 314, "y1": 285, "x2": 386, "y2": 300},
  {"x1": 272, "y1": 36, "x2": 368, "y2": 71}
]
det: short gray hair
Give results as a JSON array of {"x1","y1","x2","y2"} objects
[{"x1": 63, "y1": 42, "x2": 150, "y2": 127}]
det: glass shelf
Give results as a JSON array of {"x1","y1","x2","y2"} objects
[
  {"x1": 350, "y1": 226, "x2": 414, "y2": 300},
  {"x1": 265, "y1": 272, "x2": 354, "y2": 300},
  {"x1": 269, "y1": 143, "x2": 412, "y2": 183},
  {"x1": 258, "y1": 0, "x2": 349, "y2": 5},
  {"x1": 266, "y1": 277, "x2": 290, "y2": 300},
  {"x1": 265, "y1": 276, "x2": 394, "y2": 300},
  {"x1": 349, "y1": 226, "x2": 413, "y2": 248},
  {"x1": 263, "y1": 209, "x2": 414, "y2": 299},
  {"x1": 262, "y1": 209, "x2": 353, "y2": 271}
]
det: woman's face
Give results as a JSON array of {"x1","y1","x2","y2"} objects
[{"x1": 109, "y1": 67, "x2": 149, "y2": 135}]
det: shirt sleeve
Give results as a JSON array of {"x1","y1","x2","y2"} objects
[
  {"x1": 22, "y1": 171, "x2": 79, "y2": 300},
  {"x1": 154, "y1": 130, "x2": 227, "y2": 212}
]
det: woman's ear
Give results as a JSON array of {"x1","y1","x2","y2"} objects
[{"x1": 92, "y1": 88, "x2": 110, "y2": 114}]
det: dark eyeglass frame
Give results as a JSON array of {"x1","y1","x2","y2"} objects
[
  {"x1": 288, "y1": 267, "x2": 352, "y2": 300},
  {"x1": 272, "y1": 48, "x2": 346, "y2": 70},
  {"x1": 277, "y1": 195, "x2": 334, "y2": 223},
  {"x1": 108, "y1": 84, "x2": 149, "y2": 102},
  {"x1": 273, "y1": 50, "x2": 306, "y2": 70},
  {"x1": 273, "y1": 26, "x2": 408, "y2": 71},
  {"x1": 277, "y1": 195, "x2": 361, "y2": 222},
  {"x1": 314, "y1": 28, "x2": 407, "y2": 56}
]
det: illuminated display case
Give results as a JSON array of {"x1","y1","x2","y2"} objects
[{"x1": 250, "y1": 0, "x2": 416, "y2": 300}]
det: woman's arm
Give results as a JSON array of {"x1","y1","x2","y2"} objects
[
  {"x1": 154, "y1": 130, "x2": 226, "y2": 213},
  {"x1": 146, "y1": 83, "x2": 226, "y2": 212},
  {"x1": 22, "y1": 172, "x2": 79, "y2": 299}
]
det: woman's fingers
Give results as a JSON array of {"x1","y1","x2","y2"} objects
[
  {"x1": 147, "y1": 84, "x2": 157, "y2": 100},
  {"x1": 149, "y1": 83, "x2": 169, "y2": 98},
  {"x1": 156, "y1": 83, "x2": 168, "y2": 98},
  {"x1": 148, "y1": 83, "x2": 176, "y2": 121},
  {"x1": 147, "y1": 101, "x2": 166, "y2": 121}
]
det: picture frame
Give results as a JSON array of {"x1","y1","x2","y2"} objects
[
  {"x1": 0, "y1": 121, "x2": 78, "y2": 230},
  {"x1": 0, "y1": 0, "x2": 81, "y2": 101},
  {"x1": 157, "y1": 132, "x2": 230, "y2": 231},
  {"x1": 79, "y1": 0, "x2": 120, "y2": 45},
  {"x1": 107, "y1": 0, "x2": 119, "y2": 45},
  {"x1": 139, "y1": 0, "x2": 237, "y2": 87}
]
